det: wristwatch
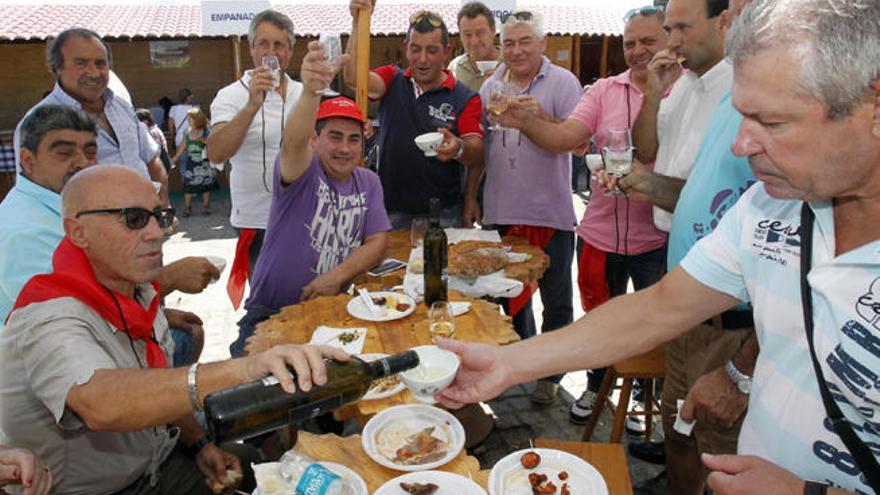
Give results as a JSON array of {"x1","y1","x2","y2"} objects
[
  {"x1": 725, "y1": 359, "x2": 752, "y2": 395},
  {"x1": 804, "y1": 480, "x2": 830, "y2": 494}
]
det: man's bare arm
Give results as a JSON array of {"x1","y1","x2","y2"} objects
[
  {"x1": 521, "y1": 118, "x2": 591, "y2": 154},
  {"x1": 300, "y1": 231, "x2": 388, "y2": 300},
  {"x1": 631, "y1": 90, "x2": 661, "y2": 163},
  {"x1": 207, "y1": 66, "x2": 276, "y2": 164}
]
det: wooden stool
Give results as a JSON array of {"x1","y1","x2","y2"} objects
[{"x1": 582, "y1": 346, "x2": 665, "y2": 443}]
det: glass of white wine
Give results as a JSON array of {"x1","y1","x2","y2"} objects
[
  {"x1": 262, "y1": 55, "x2": 281, "y2": 90},
  {"x1": 316, "y1": 32, "x2": 343, "y2": 95},
  {"x1": 428, "y1": 301, "x2": 456, "y2": 342},
  {"x1": 602, "y1": 128, "x2": 633, "y2": 195},
  {"x1": 485, "y1": 80, "x2": 514, "y2": 131}
]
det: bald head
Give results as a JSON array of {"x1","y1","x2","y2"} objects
[{"x1": 62, "y1": 165, "x2": 155, "y2": 217}]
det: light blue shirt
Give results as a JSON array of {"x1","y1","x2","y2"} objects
[
  {"x1": 668, "y1": 91, "x2": 756, "y2": 270},
  {"x1": 0, "y1": 175, "x2": 64, "y2": 321},
  {"x1": 14, "y1": 82, "x2": 156, "y2": 177},
  {"x1": 681, "y1": 183, "x2": 880, "y2": 493}
]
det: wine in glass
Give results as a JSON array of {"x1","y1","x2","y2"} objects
[
  {"x1": 601, "y1": 128, "x2": 633, "y2": 196},
  {"x1": 486, "y1": 80, "x2": 514, "y2": 131},
  {"x1": 262, "y1": 55, "x2": 281, "y2": 90},
  {"x1": 428, "y1": 301, "x2": 456, "y2": 342},
  {"x1": 316, "y1": 32, "x2": 343, "y2": 95}
]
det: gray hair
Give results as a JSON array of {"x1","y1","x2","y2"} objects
[
  {"x1": 727, "y1": 0, "x2": 880, "y2": 120},
  {"x1": 46, "y1": 27, "x2": 112, "y2": 74},
  {"x1": 248, "y1": 9, "x2": 296, "y2": 48},
  {"x1": 500, "y1": 11, "x2": 544, "y2": 42},
  {"x1": 20, "y1": 105, "x2": 97, "y2": 153}
]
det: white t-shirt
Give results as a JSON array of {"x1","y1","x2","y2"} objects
[
  {"x1": 681, "y1": 183, "x2": 880, "y2": 493},
  {"x1": 210, "y1": 72, "x2": 303, "y2": 229},
  {"x1": 653, "y1": 59, "x2": 732, "y2": 232}
]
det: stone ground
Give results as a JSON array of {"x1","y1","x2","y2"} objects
[{"x1": 163, "y1": 185, "x2": 667, "y2": 494}]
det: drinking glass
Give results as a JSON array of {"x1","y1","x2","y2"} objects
[
  {"x1": 315, "y1": 32, "x2": 343, "y2": 95},
  {"x1": 262, "y1": 55, "x2": 281, "y2": 90},
  {"x1": 485, "y1": 80, "x2": 514, "y2": 131},
  {"x1": 410, "y1": 217, "x2": 428, "y2": 248},
  {"x1": 428, "y1": 301, "x2": 456, "y2": 342},
  {"x1": 601, "y1": 128, "x2": 633, "y2": 196}
]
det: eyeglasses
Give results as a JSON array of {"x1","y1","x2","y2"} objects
[
  {"x1": 623, "y1": 5, "x2": 664, "y2": 22},
  {"x1": 409, "y1": 11, "x2": 444, "y2": 28},
  {"x1": 76, "y1": 207, "x2": 176, "y2": 230},
  {"x1": 502, "y1": 11, "x2": 535, "y2": 24}
]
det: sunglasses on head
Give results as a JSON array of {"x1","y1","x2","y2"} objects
[
  {"x1": 76, "y1": 207, "x2": 176, "y2": 230},
  {"x1": 502, "y1": 11, "x2": 535, "y2": 24},
  {"x1": 409, "y1": 11, "x2": 444, "y2": 28},
  {"x1": 623, "y1": 5, "x2": 664, "y2": 22}
]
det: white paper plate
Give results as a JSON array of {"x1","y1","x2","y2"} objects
[
  {"x1": 252, "y1": 461, "x2": 368, "y2": 495},
  {"x1": 374, "y1": 470, "x2": 487, "y2": 495},
  {"x1": 359, "y1": 353, "x2": 406, "y2": 400},
  {"x1": 362, "y1": 404, "x2": 465, "y2": 472},
  {"x1": 347, "y1": 291, "x2": 416, "y2": 322},
  {"x1": 488, "y1": 448, "x2": 608, "y2": 495},
  {"x1": 308, "y1": 326, "x2": 367, "y2": 355}
]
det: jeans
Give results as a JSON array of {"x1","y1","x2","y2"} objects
[
  {"x1": 170, "y1": 328, "x2": 193, "y2": 367},
  {"x1": 582, "y1": 239, "x2": 667, "y2": 396},
  {"x1": 230, "y1": 304, "x2": 279, "y2": 358},
  {"x1": 499, "y1": 227, "x2": 574, "y2": 384},
  {"x1": 387, "y1": 204, "x2": 462, "y2": 231}
]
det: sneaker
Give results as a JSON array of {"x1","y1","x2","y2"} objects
[
  {"x1": 569, "y1": 390, "x2": 598, "y2": 424},
  {"x1": 530, "y1": 380, "x2": 559, "y2": 405},
  {"x1": 628, "y1": 440, "x2": 666, "y2": 465},
  {"x1": 625, "y1": 400, "x2": 647, "y2": 436}
]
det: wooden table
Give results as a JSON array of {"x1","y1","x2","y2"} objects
[
  {"x1": 535, "y1": 439, "x2": 634, "y2": 495},
  {"x1": 357, "y1": 229, "x2": 551, "y2": 289},
  {"x1": 246, "y1": 291, "x2": 519, "y2": 422},
  {"x1": 296, "y1": 431, "x2": 490, "y2": 492}
]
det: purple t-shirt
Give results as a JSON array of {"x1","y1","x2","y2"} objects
[
  {"x1": 480, "y1": 57, "x2": 582, "y2": 231},
  {"x1": 248, "y1": 156, "x2": 391, "y2": 310}
]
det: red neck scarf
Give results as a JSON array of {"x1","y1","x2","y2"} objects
[{"x1": 10, "y1": 238, "x2": 167, "y2": 368}]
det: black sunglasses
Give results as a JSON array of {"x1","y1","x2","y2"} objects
[
  {"x1": 623, "y1": 5, "x2": 664, "y2": 22},
  {"x1": 76, "y1": 207, "x2": 176, "y2": 230},
  {"x1": 502, "y1": 11, "x2": 535, "y2": 24},
  {"x1": 409, "y1": 11, "x2": 444, "y2": 28}
]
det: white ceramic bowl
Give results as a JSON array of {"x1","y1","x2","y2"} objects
[
  {"x1": 414, "y1": 132, "x2": 444, "y2": 157},
  {"x1": 475, "y1": 60, "x2": 498, "y2": 74},
  {"x1": 400, "y1": 345, "x2": 459, "y2": 403}
]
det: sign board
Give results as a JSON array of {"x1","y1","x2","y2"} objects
[
  {"x1": 462, "y1": 0, "x2": 517, "y2": 28},
  {"x1": 201, "y1": 0, "x2": 271, "y2": 36},
  {"x1": 149, "y1": 41, "x2": 190, "y2": 68}
]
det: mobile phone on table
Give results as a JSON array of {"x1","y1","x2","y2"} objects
[{"x1": 368, "y1": 258, "x2": 407, "y2": 276}]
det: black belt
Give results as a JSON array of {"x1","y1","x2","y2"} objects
[{"x1": 705, "y1": 310, "x2": 754, "y2": 330}]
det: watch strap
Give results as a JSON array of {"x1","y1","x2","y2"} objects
[
  {"x1": 188, "y1": 434, "x2": 213, "y2": 457},
  {"x1": 803, "y1": 480, "x2": 829, "y2": 495}
]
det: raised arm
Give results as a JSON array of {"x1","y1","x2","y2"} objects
[
  {"x1": 343, "y1": 0, "x2": 386, "y2": 100},
  {"x1": 278, "y1": 41, "x2": 343, "y2": 184},
  {"x1": 632, "y1": 49, "x2": 682, "y2": 163},
  {"x1": 206, "y1": 65, "x2": 276, "y2": 164},
  {"x1": 521, "y1": 118, "x2": 590, "y2": 154}
]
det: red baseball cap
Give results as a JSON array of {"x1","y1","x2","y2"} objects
[{"x1": 316, "y1": 97, "x2": 366, "y2": 123}]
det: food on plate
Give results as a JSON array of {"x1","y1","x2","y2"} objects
[
  {"x1": 372, "y1": 296, "x2": 387, "y2": 306},
  {"x1": 368, "y1": 374, "x2": 401, "y2": 395},
  {"x1": 210, "y1": 468, "x2": 242, "y2": 494},
  {"x1": 399, "y1": 482, "x2": 439, "y2": 494},
  {"x1": 528, "y1": 472, "x2": 556, "y2": 494},
  {"x1": 561, "y1": 483, "x2": 571, "y2": 495},
  {"x1": 392, "y1": 426, "x2": 449, "y2": 465},
  {"x1": 370, "y1": 294, "x2": 411, "y2": 314},
  {"x1": 448, "y1": 240, "x2": 508, "y2": 277},
  {"x1": 396, "y1": 302, "x2": 411, "y2": 312},
  {"x1": 521, "y1": 450, "x2": 541, "y2": 469},
  {"x1": 558, "y1": 471, "x2": 569, "y2": 481},
  {"x1": 337, "y1": 330, "x2": 361, "y2": 344}
]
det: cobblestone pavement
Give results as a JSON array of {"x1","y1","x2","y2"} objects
[{"x1": 163, "y1": 187, "x2": 667, "y2": 493}]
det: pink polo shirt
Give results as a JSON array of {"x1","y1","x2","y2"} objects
[{"x1": 570, "y1": 70, "x2": 668, "y2": 255}]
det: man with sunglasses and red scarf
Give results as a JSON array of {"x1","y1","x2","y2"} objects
[
  {"x1": 0, "y1": 105, "x2": 219, "y2": 367},
  {"x1": 0, "y1": 164, "x2": 349, "y2": 495}
]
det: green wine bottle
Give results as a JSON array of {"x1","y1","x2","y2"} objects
[
  {"x1": 423, "y1": 197, "x2": 448, "y2": 306},
  {"x1": 204, "y1": 350, "x2": 419, "y2": 443}
]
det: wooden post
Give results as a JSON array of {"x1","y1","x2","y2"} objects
[
  {"x1": 572, "y1": 34, "x2": 581, "y2": 82},
  {"x1": 232, "y1": 35, "x2": 242, "y2": 80},
  {"x1": 356, "y1": 8, "x2": 372, "y2": 117},
  {"x1": 600, "y1": 35, "x2": 609, "y2": 78}
]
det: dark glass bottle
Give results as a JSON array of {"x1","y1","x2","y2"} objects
[
  {"x1": 204, "y1": 351, "x2": 419, "y2": 443},
  {"x1": 423, "y1": 197, "x2": 448, "y2": 306}
]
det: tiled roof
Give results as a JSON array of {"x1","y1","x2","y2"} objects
[{"x1": 0, "y1": 3, "x2": 626, "y2": 41}]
